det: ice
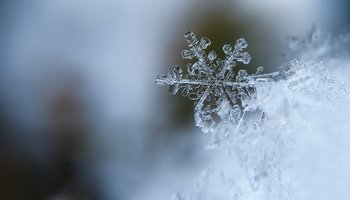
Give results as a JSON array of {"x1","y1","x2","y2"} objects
[
  {"x1": 155, "y1": 30, "x2": 350, "y2": 200},
  {"x1": 155, "y1": 32, "x2": 279, "y2": 133},
  {"x1": 207, "y1": 51, "x2": 217, "y2": 61}
]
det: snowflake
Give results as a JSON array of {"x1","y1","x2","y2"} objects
[{"x1": 155, "y1": 31, "x2": 280, "y2": 133}]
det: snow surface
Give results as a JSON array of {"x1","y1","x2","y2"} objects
[{"x1": 157, "y1": 29, "x2": 350, "y2": 200}]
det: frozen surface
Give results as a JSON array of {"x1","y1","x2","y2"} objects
[{"x1": 156, "y1": 30, "x2": 350, "y2": 200}]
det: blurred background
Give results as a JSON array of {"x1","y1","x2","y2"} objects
[{"x1": 0, "y1": 0, "x2": 349, "y2": 199}]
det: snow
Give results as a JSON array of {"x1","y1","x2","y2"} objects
[{"x1": 155, "y1": 29, "x2": 350, "y2": 200}]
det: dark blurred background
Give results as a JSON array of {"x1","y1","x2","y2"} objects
[{"x1": 0, "y1": 0, "x2": 349, "y2": 199}]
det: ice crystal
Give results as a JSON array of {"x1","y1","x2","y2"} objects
[{"x1": 155, "y1": 31, "x2": 280, "y2": 133}]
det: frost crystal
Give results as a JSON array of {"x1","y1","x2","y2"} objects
[{"x1": 155, "y1": 31, "x2": 280, "y2": 133}]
